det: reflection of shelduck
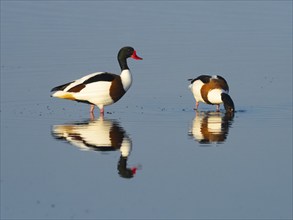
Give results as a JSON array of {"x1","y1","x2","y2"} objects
[
  {"x1": 51, "y1": 47, "x2": 142, "y2": 116},
  {"x1": 188, "y1": 111, "x2": 234, "y2": 144},
  {"x1": 52, "y1": 117, "x2": 140, "y2": 178},
  {"x1": 188, "y1": 75, "x2": 235, "y2": 112}
]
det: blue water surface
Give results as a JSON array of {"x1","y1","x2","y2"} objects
[{"x1": 1, "y1": 1, "x2": 292, "y2": 219}]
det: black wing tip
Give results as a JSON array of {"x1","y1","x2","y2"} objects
[
  {"x1": 50, "y1": 81, "x2": 74, "y2": 92},
  {"x1": 50, "y1": 87, "x2": 59, "y2": 92}
]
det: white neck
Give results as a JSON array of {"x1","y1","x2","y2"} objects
[{"x1": 120, "y1": 69, "x2": 132, "y2": 91}]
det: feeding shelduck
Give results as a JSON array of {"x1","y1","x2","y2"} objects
[
  {"x1": 51, "y1": 46, "x2": 142, "y2": 115},
  {"x1": 188, "y1": 75, "x2": 235, "y2": 112}
]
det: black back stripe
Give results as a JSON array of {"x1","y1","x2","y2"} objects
[
  {"x1": 83, "y1": 73, "x2": 116, "y2": 84},
  {"x1": 68, "y1": 84, "x2": 86, "y2": 92},
  {"x1": 190, "y1": 75, "x2": 211, "y2": 84},
  {"x1": 216, "y1": 75, "x2": 229, "y2": 88}
]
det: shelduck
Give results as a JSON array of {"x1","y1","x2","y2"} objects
[
  {"x1": 188, "y1": 75, "x2": 235, "y2": 112},
  {"x1": 52, "y1": 118, "x2": 139, "y2": 178},
  {"x1": 188, "y1": 111, "x2": 234, "y2": 144},
  {"x1": 51, "y1": 46, "x2": 142, "y2": 115}
]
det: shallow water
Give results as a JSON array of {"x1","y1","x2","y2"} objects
[{"x1": 1, "y1": 1, "x2": 292, "y2": 219}]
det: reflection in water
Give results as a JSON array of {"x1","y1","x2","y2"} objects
[
  {"x1": 188, "y1": 111, "x2": 234, "y2": 145},
  {"x1": 52, "y1": 117, "x2": 140, "y2": 178}
]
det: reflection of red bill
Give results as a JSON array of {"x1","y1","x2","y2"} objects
[{"x1": 131, "y1": 164, "x2": 142, "y2": 175}]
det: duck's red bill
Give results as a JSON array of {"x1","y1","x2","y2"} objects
[{"x1": 131, "y1": 50, "x2": 143, "y2": 60}]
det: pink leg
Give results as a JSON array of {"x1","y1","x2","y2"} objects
[
  {"x1": 194, "y1": 101, "x2": 199, "y2": 110},
  {"x1": 90, "y1": 104, "x2": 95, "y2": 113},
  {"x1": 216, "y1": 104, "x2": 220, "y2": 112},
  {"x1": 100, "y1": 107, "x2": 104, "y2": 116},
  {"x1": 90, "y1": 112, "x2": 95, "y2": 120}
]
